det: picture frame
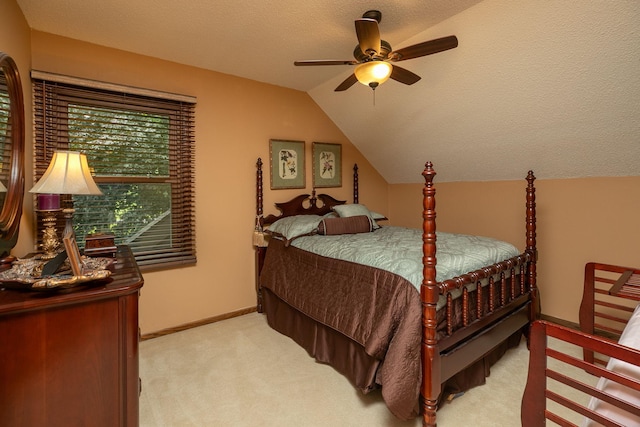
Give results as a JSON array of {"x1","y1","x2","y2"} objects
[
  {"x1": 312, "y1": 142, "x2": 342, "y2": 188},
  {"x1": 269, "y1": 139, "x2": 305, "y2": 189},
  {"x1": 63, "y1": 232, "x2": 83, "y2": 277}
]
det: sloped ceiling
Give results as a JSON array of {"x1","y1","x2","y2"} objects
[{"x1": 16, "y1": 0, "x2": 640, "y2": 183}]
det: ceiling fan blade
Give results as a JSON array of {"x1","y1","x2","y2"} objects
[
  {"x1": 334, "y1": 74, "x2": 358, "y2": 92},
  {"x1": 389, "y1": 65, "x2": 421, "y2": 85},
  {"x1": 389, "y1": 35, "x2": 458, "y2": 62},
  {"x1": 355, "y1": 18, "x2": 381, "y2": 57},
  {"x1": 294, "y1": 60, "x2": 358, "y2": 66}
]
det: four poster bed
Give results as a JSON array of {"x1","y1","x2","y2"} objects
[{"x1": 253, "y1": 158, "x2": 539, "y2": 427}]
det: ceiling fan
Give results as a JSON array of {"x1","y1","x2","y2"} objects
[{"x1": 294, "y1": 10, "x2": 458, "y2": 92}]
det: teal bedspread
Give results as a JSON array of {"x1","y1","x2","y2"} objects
[{"x1": 291, "y1": 226, "x2": 520, "y2": 289}]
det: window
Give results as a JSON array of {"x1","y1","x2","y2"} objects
[{"x1": 32, "y1": 72, "x2": 196, "y2": 269}]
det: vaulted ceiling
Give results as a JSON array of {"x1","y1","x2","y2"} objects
[{"x1": 16, "y1": 0, "x2": 640, "y2": 183}]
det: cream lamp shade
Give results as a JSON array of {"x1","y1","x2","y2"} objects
[
  {"x1": 354, "y1": 61, "x2": 393, "y2": 90},
  {"x1": 30, "y1": 151, "x2": 103, "y2": 195},
  {"x1": 0, "y1": 181, "x2": 6, "y2": 192}
]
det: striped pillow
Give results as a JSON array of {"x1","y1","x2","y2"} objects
[{"x1": 317, "y1": 215, "x2": 373, "y2": 235}]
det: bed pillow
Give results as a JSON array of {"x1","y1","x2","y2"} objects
[
  {"x1": 317, "y1": 215, "x2": 373, "y2": 235},
  {"x1": 266, "y1": 215, "x2": 322, "y2": 245},
  {"x1": 370, "y1": 211, "x2": 387, "y2": 221},
  {"x1": 332, "y1": 204, "x2": 380, "y2": 228}
]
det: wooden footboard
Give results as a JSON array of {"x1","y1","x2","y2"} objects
[
  {"x1": 522, "y1": 320, "x2": 640, "y2": 426},
  {"x1": 420, "y1": 163, "x2": 538, "y2": 427}
]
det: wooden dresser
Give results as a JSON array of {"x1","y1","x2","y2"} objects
[{"x1": 0, "y1": 246, "x2": 144, "y2": 427}]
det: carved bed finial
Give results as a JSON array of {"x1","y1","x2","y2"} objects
[
  {"x1": 422, "y1": 161, "x2": 436, "y2": 185},
  {"x1": 310, "y1": 188, "x2": 317, "y2": 209}
]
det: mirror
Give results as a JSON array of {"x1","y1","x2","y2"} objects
[{"x1": 0, "y1": 52, "x2": 25, "y2": 261}]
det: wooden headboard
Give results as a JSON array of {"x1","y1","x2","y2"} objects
[{"x1": 255, "y1": 158, "x2": 359, "y2": 229}]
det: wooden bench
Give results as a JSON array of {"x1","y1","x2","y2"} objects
[
  {"x1": 521, "y1": 262, "x2": 640, "y2": 426},
  {"x1": 521, "y1": 318, "x2": 640, "y2": 426},
  {"x1": 579, "y1": 262, "x2": 640, "y2": 365}
]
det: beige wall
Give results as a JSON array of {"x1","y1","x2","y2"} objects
[
  {"x1": 3, "y1": 0, "x2": 638, "y2": 332},
  {"x1": 389, "y1": 175, "x2": 640, "y2": 324},
  {"x1": 7, "y1": 23, "x2": 388, "y2": 334}
]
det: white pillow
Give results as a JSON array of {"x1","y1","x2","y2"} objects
[
  {"x1": 370, "y1": 210, "x2": 387, "y2": 220},
  {"x1": 266, "y1": 215, "x2": 322, "y2": 241},
  {"x1": 332, "y1": 204, "x2": 380, "y2": 228}
]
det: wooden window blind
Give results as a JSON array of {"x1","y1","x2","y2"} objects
[{"x1": 32, "y1": 74, "x2": 196, "y2": 269}]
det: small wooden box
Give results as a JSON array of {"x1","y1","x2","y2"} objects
[{"x1": 84, "y1": 233, "x2": 117, "y2": 257}]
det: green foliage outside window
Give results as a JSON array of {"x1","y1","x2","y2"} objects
[
  {"x1": 67, "y1": 105, "x2": 172, "y2": 250},
  {"x1": 33, "y1": 76, "x2": 196, "y2": 268}
]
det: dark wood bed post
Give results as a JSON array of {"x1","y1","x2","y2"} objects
[
  {"x1": 525, "y1": 170, "x2": 539, "y2": 323},
  {"x1": 420, "y1": 162, "x2": 439, "y2": 427},
  {"x1": 353, "y1": 164, "x2": 359, "y2": 204},
  {"x1": 255, "y1": 158, "x2": 265, "y2": 312},
  {"x1": 256, "y1": 158, "x2": 264, "y2": 230}
]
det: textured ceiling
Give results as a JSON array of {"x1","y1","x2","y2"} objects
[
  {"x1": 16, "y1": 0, "x2": 640, "y2": 183},
  {"x1": 16, "y1": 0, "x2": 481, "y2": 92}
]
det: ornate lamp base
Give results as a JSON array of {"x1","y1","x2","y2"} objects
[{"x1": 39, "y1": 209, "x2": 61, "y2": 260}]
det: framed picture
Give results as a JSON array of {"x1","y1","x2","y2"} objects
[
  {"x1": 269, "y1": 139, "x2": 305, "y2": 189},
  {"x1": 63, "y1": 232, "x2": 83, "y2": 277},
  {"x1": 312, "y1": 142, "x2": 342, "y2": 188}
]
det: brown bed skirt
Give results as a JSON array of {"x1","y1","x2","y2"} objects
[
  {"x1": 263, "y1": 287, "x2": 381, "y2": 393},
  {"x1": 263, "y1": 288, "x2": 523, "y2": 415}
]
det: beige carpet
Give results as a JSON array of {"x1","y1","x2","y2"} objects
[{"x1": 139, "y1": 313, "x2": 593, "y2": 426}]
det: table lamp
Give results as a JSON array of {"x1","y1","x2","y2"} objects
[{"x1": 30, "y1": 150, "x2": 103, "y2": 258}]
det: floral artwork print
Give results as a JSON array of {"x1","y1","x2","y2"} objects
[
  {"x1": 319, "y1": 151, "x2": 335, "y2": 179},
  {"x1": 279, "y1": 149, "x2": 298, "y2": 179},
  {"x1": 269, "y1": 139, "x2": 305, "y2": 189},
  {"x1": 312, "y1": 142, "x2": 341, "y2": 188}
]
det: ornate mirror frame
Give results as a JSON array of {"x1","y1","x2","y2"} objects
[{"x1": 0, "y1": 52, "x2": 25, "y2": 260}]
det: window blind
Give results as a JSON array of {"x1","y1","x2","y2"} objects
[{"x1": 33, "y1": 75, "x2": 196, "y2": 269}]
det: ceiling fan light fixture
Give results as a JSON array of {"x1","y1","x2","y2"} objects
[
  {"x1": 354, "y1": 61, "x2": 392, "y2": 89},
  {"x1": 294, "y1": 10, "x2": 458, "y2": 93}
]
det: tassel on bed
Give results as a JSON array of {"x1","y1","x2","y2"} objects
[
  {"x1": 253, "y1": 214, "x2": 268, "y2": 247},
  {"x1": 253, "y1": 230, "x2": 268, "y2": 247}
]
